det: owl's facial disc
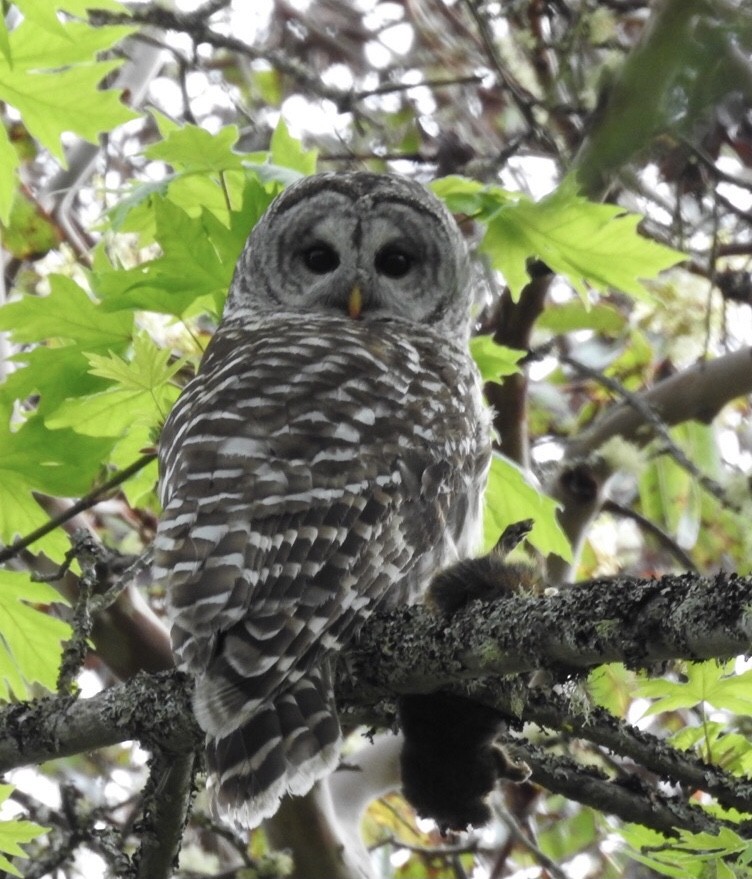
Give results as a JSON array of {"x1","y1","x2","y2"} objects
[
  {"x1": 230, "y1": 173, "x2": 472, "y2": 333},
  {"x1": 280, "y1": 199, "x2": 457, "y2": 323}
]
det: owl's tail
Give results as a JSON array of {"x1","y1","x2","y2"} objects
[{"x1": 203, "y1": 668, "x2": 342, "y2": 828}]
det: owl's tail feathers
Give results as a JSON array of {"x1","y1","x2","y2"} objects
[{"x1": 204, "y1": 670, "x2": 342, "y2": 828}]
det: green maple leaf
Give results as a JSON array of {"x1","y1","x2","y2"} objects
[
  {"x1": 0, "y1": 275, "x2": 132, "y2": 414},
  {"x1": 0, "y1": 783, "x2": 49, "y2": 877},
  {"x1": 46, "y1": 333, "x2": 184, "y2": 438},
  {"x1": 13, "y1": 0, "x2": 126, "y2": 38},
  {"x1": 482, "y1": 186, "x2": 684, "y2": 301},
  {"x1": 432, "y1": 175, "x2": 685, "y2": 302},
  {"x1": 270, "y1": 117, "x2": 317, "y2": 175},
  {"x1": 0, "y1": 17, "x2": 137, "y2": 220},
  {"x1": 0, "y1": 571, "x2": 71, "y2": 701},
  {"x1": 146, "y1": 122, "x2": 245, "y2": 174},
  {"x1": 99, "y1": 181, "x2": 273, "y2": 316},
  {"x1": 469, "y1": 336, "x2": 524, "y2": 382},
  {"x1": 483, "y1": 455, "x2": 571, "y2": 561},
  {"x1": 0, "y1": 417, "x2": 114, "y2": 559}
]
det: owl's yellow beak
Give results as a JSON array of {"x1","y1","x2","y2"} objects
[{"x1": 347, "y1": 285, "x2": 363, "y2": 319}]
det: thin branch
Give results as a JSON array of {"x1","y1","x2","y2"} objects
[
  {"x1": 352, "y1": 74, "x2": 484, "y2": 101},
  {"x1": 0, "y1": 453, "x2": 156, "y2": 565},
  {"x1": 461, "y1": 0, "x2": 559, "y2": 158},
  {"x1": 495, "y1": 807, "x2": 569, "y2": 879},
  {"x1": 547, "y1": 346, "x2": 752, "y2": 582},
  {"x1": 602, "y1": 498, "x2": 698, "y2": 571},
  {"x1": 514, "y1": 741, "x2": 727, "y2": 838},
  {"x1": 520, "y1": 689, "x2": 752, "y2": 816},
  {"x1": 89, "y1": 6, "x2": 348, "y2": 105},
  {"x1": 559, "y1": 351, "x2": 737, "y2": 512}
]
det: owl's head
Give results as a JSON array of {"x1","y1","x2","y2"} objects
[{"x1": 226, "y1": 172, "x2": 473, "y2": 336}]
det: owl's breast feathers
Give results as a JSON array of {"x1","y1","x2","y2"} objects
[{"x1": 154, "y1": 314, "x2": 490, "y2": 824}]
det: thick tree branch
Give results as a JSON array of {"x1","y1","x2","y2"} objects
[
  {"x1": 0, "y1": 670, "x2": 200, "y2": 772},
  {"x1": 343, "y1": 572, "x2": 752, "y2": 697},
  {"x1": 565, "y1": 348, "x2": 752, "y2": 461},
  {"x1": 484, "y1": 268, "x2": 553, "y2": 468},
  {"x1": 2, "y1": 571, "x2": 752, "y2": 843}
]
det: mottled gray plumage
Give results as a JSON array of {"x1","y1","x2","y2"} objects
[{"x1": 154, "y1": 172, "x2": 491, "y2": 827}]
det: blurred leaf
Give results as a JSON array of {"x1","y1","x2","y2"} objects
[
  {"x1": 539, "y1": 806, "x2": 597, "y2": 861},
  {"x1": 671, "y1": 721, "x2": 752, "y2": 774},
  {"x1": 145, "y1": 123, "x2": 244, "y2": 174},
  {"x1": 270, "y1": 117, "x2": 317, "y2": 175},
  {"x1": 537, "y1": 301, "x2": 626, "y2": 334},
  {"x1": 483, "y1": 455, "x2": 572, "y2": 561},
  {"x1": 0, "y1": 783, "x2": 48, "y2": 877},
  {"x1": 469, "y1": 336, "x2": 524, "y2": 382},
  {"x1": 622, "y1": 824, "x2": 751, "y2": 879},
  {"x1": 637, "y1": 659, "x2": 737, "y2": 715},
  {"x1": 638, "y1": 422, "x2": 716, "y2": 544},
  {"x1": 251, "y1": 68, "x2": 282, "y2": 106},
  {"x1": 15, "y1": 0, "x2": 125, "y2": 34},
  {"x1": 0, "y1": 186, "x2": 59, "y2": 258},
  {"x1": 588, "y1": 663, "x2": 637, "y2": 717},
  {"x1": 0, "y1": 125, "x2": 18, "y2": 223},
  {"x1": 0, "y1": 570, "x2": 71, "y2": 701}
]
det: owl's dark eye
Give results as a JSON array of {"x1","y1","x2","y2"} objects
[
  {"x1": 375, "y1": 246, "x2": 413, "y2": 279},
  {"x1": 302, "y1": 243, "x2": 340, "y2": 274}
]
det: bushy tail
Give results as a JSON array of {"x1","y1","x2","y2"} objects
[{"x1": 204, "y1": 669, "x2": 342, "y2": 828}]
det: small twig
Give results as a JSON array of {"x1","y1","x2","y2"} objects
[
  {"x1": 0, "y1": 453, "x2": 156, "y2": 565},
  {"x1": 601, "y1": 499, "x2": 698, "y2": 571},
  {"x1": 352, "y1": 74, "x2": 484, "y2": 101},
  {"x1": 90, "y1": 547, "x2": 154, "y2": 615},
  {"x1": 461, "y1": 0, "x2": 559, "y2": 160},
  {"x1": 558, "y1": 352, "x2": 739, "y2": 513},
  {"x1": 494, "y1": 808, "x2": 568, "y2": 879},
  {"x1": 54, "y1": 531, "x2": 112, "y2": 693},
  {"x1": 89, "y1": 6, "x2": 347, "y2": 104}
]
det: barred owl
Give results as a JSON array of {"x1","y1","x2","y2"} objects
[{"x1": 154, "y1": 172, "x2": 491, "y2": 828}]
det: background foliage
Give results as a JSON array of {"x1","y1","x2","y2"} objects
[{"x1": 0, "y1": 1, "x2": 751, "y2": 878}]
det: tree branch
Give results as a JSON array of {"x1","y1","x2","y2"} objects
[
  {"x1": 547, "y1": 347, "x2": 752, "y2": 581},
  {"x1": 2, "y1": 571, "x2": 752, "y2": 843},
  {"x1": 342, "y1": 572, "x2": 752, "y2": 698},
  {"x1": 133, "y1": 751, "x2": 197, "y2": 879},
  {"x1": 0, "y1": 454, "x2": 157, "y2": 565},
  {"x1": 512, "y1": 740, "x2": 728, "y2": 838}
]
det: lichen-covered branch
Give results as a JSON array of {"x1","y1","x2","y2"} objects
[
  {"x1": 343, "y1": 571, "x2": 752, "y2": 697},
  {"x1": 133, "y1": 751, "x2": 197, "y2": 879},
  {"x1": 2, "y1": 570, "x2": 752, "y2": 843}
]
